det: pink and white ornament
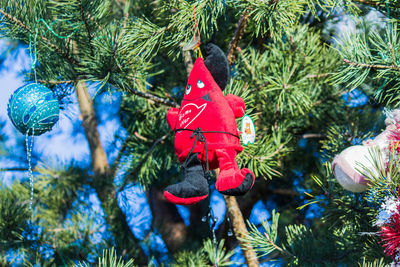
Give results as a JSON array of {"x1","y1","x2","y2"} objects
[
  {"x1": 332, "y1": 109, "x2": 400, "y2": 193},
  {"x1": 332, "y1": 145, "x2": 379, "y2": 192}
]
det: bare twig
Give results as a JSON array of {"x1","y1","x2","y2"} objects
[
  {"x1": 343, "y1": 58, "x2": 400, "y2": 71},
  {"x1": 255, "y1": 144, "x2": 285, "y2": 162},
  {"x1": 305, "y1": 73, "x2": 330, "y2": 79},
  {"x1": 263, "y1": 234, "x2": 295, "y2": 258},
  {"x1": 126, "y1": 87, "x2": 179, "y2": 108},
  {"x1": 389, "y1": 43, "x2": 398, "y2": 67},
  {"x1": 181, "y1": 47, "x2": 194, "y2": 77},
  {"x1": 0, "y1": 167, "x2": 29, "y2": 172},
  {"x1": 243, "y1": 144, "x2": 285, "y2": 164},
  {"x1": 226, "y1": 13, "x2": 250, "y2": 64},
  {"x1": 111, "y1": 136, "x2": 130, "y2": 177},
  {"x1": 37, "y1": 79, "x2": 76, "y2": 84},
  {"x1": 250, "y1": 82, "x2": 270, "y2": 92},
  {"x1": 300, "y1": 133, "x2": 327, "y2": 139},
  {"x1": 77, "y1": 0, "x2": 94, "y2": 55},
  {"x1": 38, "y1": 77, "x2": 179, "y2": 108},
  {"x1": 352, "y1": 0, "x2": 380, "y2": 6},
  {"x1": 134, "y1": 132, "x2": 150, "y2": 142}
]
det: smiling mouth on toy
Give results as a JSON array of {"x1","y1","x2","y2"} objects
[{"x1": 182, "y1": 88, "x2": 215, "y2": 101}]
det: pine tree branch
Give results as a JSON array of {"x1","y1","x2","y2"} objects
[
  {"x1": 37, "y1": 78, "x2": 180, "y2": 108},
  {"x1": 343, "y1": 58, "x2": 400, "y2": 70},
  {"x1": 226, "y1": 13, "x2": 250, "y2": 64},
  {"x1": 244, "y1": 143, "x2": 285, "y2": 162},
  {"x1": 181, "y1": 47, "x2": 194, "y2": 77},
  {"x1": 0, "y1": 8, "x2": 80, "y2": 66},
  {"x1": 305, "y1": 73, "x2": 330, "y2": 78},
  {"x1": 0, "y1": 167, "x2": 29, "y2": 172},
  {"x1": 250, "y1": 82, "x2": 270, "y2": 92},
  {"x1": 119, "y1": 130, "x2": 171, "y2": 192},
  {"x1": 263, "y1": 234, "x2": 295, "y2": 259},
  {"x1": 77, "y1": 0, "x2": 94, "y2": 56},
  {"x1": 352, "y1": 0, "x2": 380, "y2": 6},
  {"x1": 237, "y1": 46, "x2": 256, "y2": 78},
  {"x1": 125, "y1": 87, "x2": 180, "y2": 108},
  {"x1": 299, "y1": 133, "x2": 327, "y2": 139},
  {"x1": 311, "y1": 90, "x2": 347, "y2": 107},
  {"x1": 134, "y1": 132, "x2": 150, "y2": 142},
  {"x1": 110, "y1": 136, "x2": 129, "y2": 178},
  {"x1": 37, "y1": 79, "x2": 77, "y2": 84}
]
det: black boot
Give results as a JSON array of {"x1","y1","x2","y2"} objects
[{"x1": 164, "y1": 153, "x2": 209, "y2": 205}]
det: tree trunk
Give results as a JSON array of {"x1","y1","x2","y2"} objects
[
  {"x1": 147, "y1": 187, "x2": 187, "y2": 253},
  {"x1": 223, "y1": 13, "x2": 260, "y2": 266},
  {"x1": 75, "y1": 81, "x2": 146, "y2": 263},
  {"x1": 224, "y1": 195, "x2": 259, "y2": 267},
  {"x1": 75, "y1": 81, "x2": 109, "y2": 177}
]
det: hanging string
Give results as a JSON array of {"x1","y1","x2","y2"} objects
[
  {"x1": 202, "y1": 196, "x2": 219, "y2": 267},
  {"x1": 210, "y1": 207, "x2": 219, "y2": 267},
  {"x1": 27, "y1": 23, "x2": 38, "y2": 212},
  {"x1": 25, "y1": 128, "x2": 35, "y2": 211},
  {"x1": 29, "y1": 28, "x2": 38, "y2": 83},
  {"x1": 37, "y1": 19, "x2": 81, "y2": 39},
  {"x1": 25, "y1": 18, "x2": 81, "y2": 212},
  {"x1": 192, "y1": 4, "x2": 203, "y2": 58},
  {"x1": 226, "y1": 214, "x2": 233, "y2": 236},
  {"x1": 28, "y1": 19, "x2": 82, "y2": 84}
]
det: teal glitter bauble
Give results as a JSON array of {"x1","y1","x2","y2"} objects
[{"x1": 7, "y1": 83, "x2": 60, "y2": 135}]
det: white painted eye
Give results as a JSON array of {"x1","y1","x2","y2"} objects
[
  {"x1": 197, "y1": 79, "x2": 205, "y2": 88},
  {"x1": 186, "y1": 84, "x2": 192, "y2": 95}
]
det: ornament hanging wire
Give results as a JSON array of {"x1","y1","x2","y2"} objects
[
  {"x1": 182, "y1": 4, "x2": 203, "y2": 58},
  {"x1": 25, "y1": 127, "x2": 35, "y2": 211},
  {"x1": 24, "y1": 18, "x2": 79, "y2": 212}
]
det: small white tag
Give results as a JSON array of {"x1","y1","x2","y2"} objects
[{"x1": 241, "y1": 115, "x2": 256, "y2": 145}]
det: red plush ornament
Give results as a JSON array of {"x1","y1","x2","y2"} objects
[{"x1": 164, "y1": 44, "x2": 255, "y2": 205}]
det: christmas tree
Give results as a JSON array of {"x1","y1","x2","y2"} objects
[{"x1": 0, "y1": 0, "x2": 399, "y2": 266}]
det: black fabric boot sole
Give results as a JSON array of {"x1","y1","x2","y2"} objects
[{"x1": 164, "y1": 153, "x2": 209, "y2": 205}]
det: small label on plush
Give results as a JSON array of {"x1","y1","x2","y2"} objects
[{"x1": 241, "y1": 115, "x2": 256, "y2": 145}]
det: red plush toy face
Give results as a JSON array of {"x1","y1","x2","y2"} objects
[{"x1": 183, "y1": 59, "x2": 217, "y2": 101}]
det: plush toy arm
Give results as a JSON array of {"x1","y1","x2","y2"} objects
[
  {"x1": 225, "y1": 94, "x2": 245, "y2": 118},
  {"x1": 167, "y1": 108, "x2": 179, "y2": 129}
]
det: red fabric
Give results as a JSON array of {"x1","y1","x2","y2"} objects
[
  {"x1": 167, "y1": 58, "x2": 243, "y2": 168},
  {"x1": 165, "y1": 57, "x2": 255, "y2": 202},
  {"x1": 167, "y1": 108, "x2": 179, "y2": 129},
  {"x1": 225, "y1": 94, "x2": 245, "y2": 118},
  {"x1": 215, "y1": 149, "x2": 255, "y2": 192},
  {"x1": 164, "y1": 190, "x2": 208, "y2": 205}
]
